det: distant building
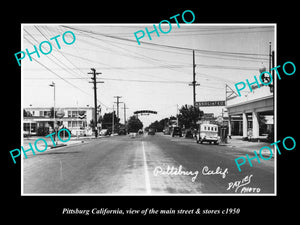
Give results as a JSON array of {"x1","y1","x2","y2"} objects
[{"x1": 23, "y1": 106, "x2": 95, "y2": 136}]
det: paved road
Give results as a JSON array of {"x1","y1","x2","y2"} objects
[{"x1": 23, "y1": 133, "x2": 274, "y2": 195}]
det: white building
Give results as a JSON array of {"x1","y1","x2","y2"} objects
[
  {"x1": 226, "y1": 84, "x2": 274, "y2": 141},
  {"x1": 23, "y1": 106, "x2": 95, "y2": 136}
]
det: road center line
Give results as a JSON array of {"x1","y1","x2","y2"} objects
[{"x1": 142, "y1": 141, "x2": 151, "y2": 194}]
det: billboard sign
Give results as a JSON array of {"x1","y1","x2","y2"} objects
[{"x1": 195, "y1": 101, "x2": 225, "y2": 107}]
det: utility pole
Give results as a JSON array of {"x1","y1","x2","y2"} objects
[
  {"x1": 88, "y1": 68, "x2": 104, "y2": 138},
  {"x1": 49, "y1": 81, "x2": 57, "y2": 144},
  {"x1": 269, "y1": 42, "x2": 272, "y2": 72},
  {"x1": 176, "y1": 104, "x2": 179, "y2": 126},
  {"x1": 114, "y1": 96, "x2": 123, "y2": 118},
  {"x1": 189, "y1": 50, "x2": 199, "y2": 107},
  {"x1": 112, "y1": 104, "x2": 115, "y2": 135},
  {"x1": 122, "y1": 103, "x2": 129, "y2": 124}
]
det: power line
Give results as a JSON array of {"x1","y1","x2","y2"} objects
[
  {"x1": 61, "y1": 25, "x2": 269, "y2": 58},
  {"x1": 93, "y1": 26, "x2": 274, "y2": 36},
  {"x1": 34, "y1": 25, "x2": 88, "y2": 79},
  {"x1": 87, "y1": 31, "x2": 268, "y2": 62},
  {"x1": 24, "y1": 76, "x2": 189, "y2": 84},
  {"x1": 23, "y1": 36, "x2": 109, "y2": 109},
  {"x1": 24, "y1": 29, "x2": 87, "y2": 80},
  {"x1": 58, "y1": 26, "x2": 267, "y2": 81},
  {"x1": 196, "y1": 63, "x2": 259, "y2": 71}
]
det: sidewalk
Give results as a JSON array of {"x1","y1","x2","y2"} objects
[
  {"x1": 22, "y1": 135, "x2": 92, "y2": 152},
  {"x1": 222, "y1": 135, "x2": 274, "y2": 158}
]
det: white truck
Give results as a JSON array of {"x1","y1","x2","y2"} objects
[{"x1": 195, "y1": 123, "x2": 219, "y2": 145}]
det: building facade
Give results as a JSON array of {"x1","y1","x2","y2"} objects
[
  {"x1": 226, "y1": 84, "x2": 274, "y2": 141},
  {"x1": 23, "y1": 106, "x2": 95, "y2": 136}
]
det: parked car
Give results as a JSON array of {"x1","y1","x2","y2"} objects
[
  {"x1": 172, "y1": 126, "x2": 182, "y2": 137},
  {"x1": 148, "y1": 128, "x2": 155, "y2": 135},
  {"x1": 118, "y1": 129, "x2": 126, "y2": 135},
  {"x1": 163, "y1": 127, "x2": 171, "y2": 135},
  {"x1": 184, "y1": 128, "x2": 194, "y2": 138},
  {"x1": 195, "y1": 123, "x2": 219, "y2": 144},
  {"x1": 129, "y1": 132, "x2": 137, "y2": 138},
  {"x1": 99, "y1": 129, "x2": 108, "y2": 136}
]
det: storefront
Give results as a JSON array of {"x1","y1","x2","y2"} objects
[
  {"x1": 23, "y1": 107, "x2": 94, "y2": 136},
  {"x1": 226, "y1": 85, "x2": 274, "y2": 141}
]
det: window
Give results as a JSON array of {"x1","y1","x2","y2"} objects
[
  {"x1": 72, "y1": 111, "x2": 78, "y2": 118},
  {"x1": 68, "y1": 111, "x2": 72, "y2": 118},
  {"x1": 68, "y1": 121, "x2": 72, "y2": 127},
  {"x1": 39, "y1": 111, "x2": 43, "y2": 117},
  {"x1": 24, "y1": 123, "x2": 30, "y2": 131},
  {"x1": 44, "y1": 111, "x2": 51, "y2": 117},
  {"x1": 31, "y1": 123, "x2": 37, "y2": 132},
  {"x1": 72, "y1": 121, "x2": 82, "y2": 127}
]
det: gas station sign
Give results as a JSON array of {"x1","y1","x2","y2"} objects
[{"x1": 195, "y1": 101, "x2": 225, "y2": 107}]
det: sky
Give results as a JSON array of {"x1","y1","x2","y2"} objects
[{"x1": 22, "y1": 24, "x2": 275, "y2": 127}]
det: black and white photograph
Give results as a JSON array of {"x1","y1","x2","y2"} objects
[
  {"x1": 3, "y1": 3, "x2": 299, "y2": 221},
  {"x1": 21, "y1": 23, "x2": 276, "y2": 195}
]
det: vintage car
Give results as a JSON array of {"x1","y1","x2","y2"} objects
[{"x1": 195, "y1": 123, "x2": 219, "y2": 145}]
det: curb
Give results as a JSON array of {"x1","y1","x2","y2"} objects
[{"x1": 49, "y1": 144, "x2": 67, "y2": 149}]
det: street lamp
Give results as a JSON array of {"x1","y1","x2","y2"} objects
[
  {"x1": 259, "y1": 63, "x2": 267, "y2": 73},
  {"x1": 49, "y1": 82, "x2": 57, "y2": 145},
  {"x1": 259, "y1": 62, "x2": 273, "y2": 92}
]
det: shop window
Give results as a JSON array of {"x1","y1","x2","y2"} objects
[{"x1": 24, "y1": 123, "x2": 30, "y2": 131}]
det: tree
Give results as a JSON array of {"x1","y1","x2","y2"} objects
[
  {"x1": 148, "y1": 119, "x2": 164, "y2": 132},
  {"x1": 100, "y1": 112, "x2": 120, "y2": 129},
  {"x1": 127, "y1": 116, "x2": 143, "y2": 133},
  {"x1": 178, "y1": 104, "x2": 204, "y2": 129},
  {"x1": 146, "y1": 116, "x2": 177, "y2": 132}
]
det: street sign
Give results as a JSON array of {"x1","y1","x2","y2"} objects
[
  {"x1": 134, "y1": 110, "x2": 157, "y2": 115},
  {"x1": 195, "y1": 101, "x2": 225, "y2": 107}
]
